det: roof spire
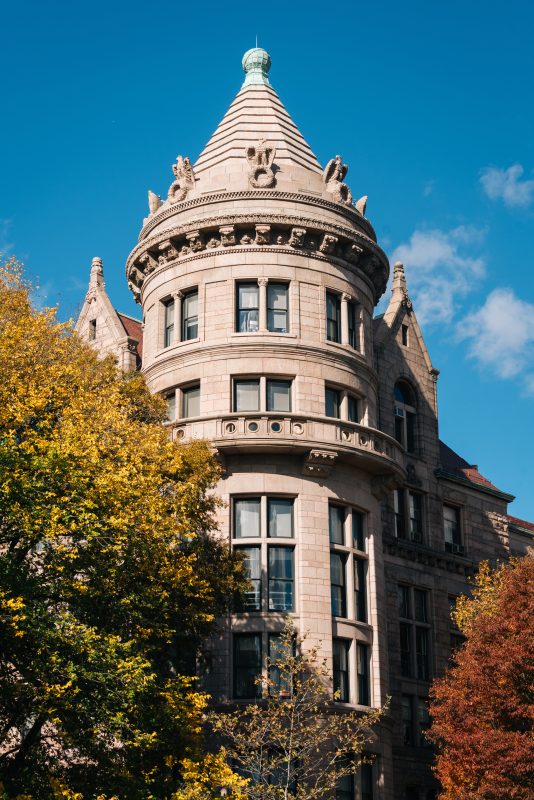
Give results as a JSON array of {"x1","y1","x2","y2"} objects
[
  {"x1": 89, "y1": 256, "x2": 104, "y2": 290},
  {"x1": 390, "y1": 261, "x2": 412, "y2": 310},
  {"x1": 242, "y1": 47, "x2": 271, "y2": 87}
]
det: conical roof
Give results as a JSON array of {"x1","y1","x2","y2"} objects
[{"x1": 193, "y1": 48, "x2": 323, "y2": 193}]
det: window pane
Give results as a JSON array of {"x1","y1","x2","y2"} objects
[
  {"x1": 355, "y1": 558, "x2": 367, "y2": 622},
  {"x1": 394, "y1": 490, "x2": 406, "y2": 538},
  {"x1": 347, "y1": 395, "x2": 359, "y2": 423},
  {"x1": 357, "y1": 643, "x2": 370, "y2": 705},
  {"x1": 234, "y1": 634, "x2": 262, "y2": 699},
  {"x1": 402, "y1": 695, "x2": 414, "y2": 745},
  {"x1": 400, "y1": 622, "x2": 412, "y2": 677},
  {"x1": 234, "y1": 498, "x2": 261, "y2": 538},
  {"x1": 444, "y1": 505, "x2": 461, "y2": 545},
  {"x1": 333, "y1": 639, "x2": 349, "y2": 702},
  {"x1": 268, "y1": 498, "x2": 293, "y2": 538},
  {"x1": 361, "y1": 764, "x2": 374, "y2": 800},
  {"x1": 267, "y1": 380, "x2": 291, "y2": 412},
  {"x1": 398, "y1": 585, "x2": 411, "y2": 618},
  {"x1": 234, "y1": 380, "x2": 260, "y2": 411},
  {"x1": 164, "y1": 299, "x2": 174, "y2": 347},
  {"x1": 268, "y1": 284, "x2": 289, "y2": 333},
  {"x1": 348, "y1": 300, "x2": 358, "y2": 349},
  {"x1": 330, "y1": 553, "x2": 346, "y2": 617},
  {"x1": 326, "y1": 292, "x2": 341, "y2": 342},
  {"x1": 182, "y1": 385, "x2": 200, "y2": 417},
  {"x1": 269, "y1": 634, "x2": 292, "y2": 697},
  {"x1": 336, "y1": 772, "x2": 354, "y2": 800},
  {"x1": 182, "y1": 291, "x2": 198, "y2": 340},
  {"x1": 325, "y1": 387, "x2": 341, "y2": 418},
  {"x1": 237, "y1": 283, "x2": 259, "y2": 332},
  {"x1": 235, "y1": 546, "x2": 261, "y2": 611},
  {"x1": 416, "y1": 627, "x2": 430, "y2": 681},
  {"x1": 418, "y1": 698, "x2": 431, "y2": 746},
  {"x1": 414, "y1": 589, "x2": 428, "y2": 623},
  {"x1": 166, "y1": 392, "x2": 176, "y2": 421},
  {"x1": 329, "y1": 505, "x2": 345, "y2": 544},
  {"x1": 409, "y1": 492, "x2": 423, "y2": 542},
  {"x1": 352, "y1": 511, "x2": 365, "y2": 550},
  {"x1": 268, "y1": 547, "x2": 294, "y2": 611}
]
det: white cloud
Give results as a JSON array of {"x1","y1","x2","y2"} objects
[
  {"x1": 390, "y1": 226, "x2": 485, "y2": 325},
  {"x1": 422, "y1": 180, "x2": 435, "y2": 197},
  {"x1": 0, "y1": 219, "x2": 15, "y2": 257},
  {"x1": 456, "y1": 288, "x2": 534, "y2": 393},
  {"x1": 480, "y1": 164, "x2": 534, "y2": 208}
]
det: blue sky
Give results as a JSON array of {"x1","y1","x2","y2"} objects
[{"x1": 2, "y1": 0, "x2": 533, "y2": 519}]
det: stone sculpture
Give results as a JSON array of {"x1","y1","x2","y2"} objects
[
  {"x1": 167, "y1": 156, "x2": 195, "y2": 204},
  {"x1": 246, "y1": 139, "x2": 276, "y2": 188},
  {"x1": 323, "y1": 155, "x2": 353, "y2": 206},
  {"x1": 148, "y1": 190, "x2": 163, "y2": 215}
]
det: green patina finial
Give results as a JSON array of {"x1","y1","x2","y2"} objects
[{"x1": 242, "y1": 47, "x2": 272, "y2": 87}]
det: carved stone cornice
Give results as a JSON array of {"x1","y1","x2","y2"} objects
[
  {"x1": 303, "y1": 449, "x2": 338, "y2": 478},
  {"x1": 139, "y1": 190, "x2": 377, "y2": 242}
]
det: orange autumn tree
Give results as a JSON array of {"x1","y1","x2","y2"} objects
[{"x1": 428, "y1": 556, "x2": 534, "y2": 800}]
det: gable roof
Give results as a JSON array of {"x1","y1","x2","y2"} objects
[
  {"x1": 117, "y1": 312, "x2": 143, "y2": 359},
  {"x1": 507, "y1": 515, "x2": 534, "y2": 534},
  {"x1": 437, "y1": 440, "x2": 514, "y2": 500}
]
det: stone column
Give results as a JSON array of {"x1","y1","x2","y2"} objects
[
  {"x1": 172, "y1": 290, "x2": 183, "y2": 344},
  {"x1": 258, "y1": 278, "x2": 268, "y2": 332},
  {"x1": 341, "y1": 292, "x2": 351, "y2": 345}
]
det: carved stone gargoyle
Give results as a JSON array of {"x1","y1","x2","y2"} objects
[
  {"x1": 323, "y1": 155, "x2": 353, "y2": 206},
  {"x1": 167, "y1": 156, "x2": 195, "y2": 204},
  {"x1": 246, "y1": 139, "x2": 276, "y2": 188},
  {"x1": 147, "y1": 190, "x2": 162, "y2": 215}
]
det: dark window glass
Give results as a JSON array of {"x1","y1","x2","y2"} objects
[
  {"x1": 399, "y1": 585, "x2": 411, "y2": 619},
  {"x1": 267, "y1": 379, "x2": 291, "y2": 412},
  {"x1": 330, "y1": 553, "x2": 347, "y2": 617},
  {"x1": 414, "y1": 589, "x2": 428, "y2": 623},
  {"x1": 418, "y1": 698, "x2": 431, "y2": 747},
  {"x1": 401, "y1": 324, "x2": 409, "y2": 346},
  {"x1": 400, "y1": 622, "x2": 412, "y2": 677},
  {"x1": 329, "y1": 505, "x2": 345, "y2": 544},
  {"x1": 333, "y1": 638, "x2": 349, "y2": 702},
  {"x1": 89, "y1": 319, "x2": 97, "y2": 340},
  {"x1": 268, "y1": 283, "x2": 289, "y2": 333},
  {"x1": 405, "y1": 788, "x2": 420, "y2": 800},
  {"x1": 234, "y1": 634, "x2": 262, "y2": 699},
  {"x1": 348, "y1": 300, "x2": 358, "y2": 349},
  {"x1": 394, "y1": 381, "x2": 416, "y2": 453},
  {"x1": 347, "y1": 395, "x2": 359, "y2": 423},
  {"x1": 234, "y1": 379, "x2": 260, "y2": 411},
  {"x1": 164, "y1": 299, "x2": 174, "y2": 347},
  {"x1": 268, "y1": 547, "x2": 294, "y2": 612},
  {"x1": 355, "y1": 558, "x2": 367, "y2": 622},
  {"x1": 237, "y1": 283, "x2": 259, "y2": 332},
  {"x1": 394, "y1": 490, "x2": 406, "y2": 539},
  {"x1": 325, "y1": 387, "x2": 341, "y2": 418},
  {"x1": 352, "y1": 511, "x2": 365, "y2": 550},
  {"x1": 182, "y1": 385, "x2": 200, "y2": 417},
  {"x1": 406, "y1": 411, "x2": 415, "y2": 452},
  {"x1": 409, "y1": 493, "x2": 423, "y2": 542},
  {"x1": 336, "y1": 772, "x2": 354, "y2": 800},
  {"x1": 166, "y1": 392, "x2": 176, "y2": 421},
  {"x1": 268, "y1": 498, "x2": 294, "y2": 538},
  {"x1": 394, "y1": 382, "x2": 415, "y2": 405},
  {"x1": 402, "y1": 694, "x2": 414, "y2": 745},
  {"x1": 361, "y1": 764, "x2": 374, "y2": 800},
  {"x1": 234, "y1": 498, "x2": 261, "y2": 538},
  {"x1": 182, "y1": 290, "x2": 198, "y2": 340},
  {"x1": 357, "y1": 643, "x2": 370, "y2": 705},
  {"x1": 326, "y1": 291, "x2": 341, "y2": 342},
  {"x1": 416, "y1": 627, "x2": 430, "y2": 681},
  {"x1": 234, "y1": 546, "x2": 261, "y2": 611},
  {"x1": 268, "y1": 634, "x2": 293, "y2": 697},
  {"x1": 444, "y1": 505, "x2": 461, "y2": 547}
]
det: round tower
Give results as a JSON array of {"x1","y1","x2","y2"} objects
[{"x1": 126, "y1": 49, "x2": 405, "y2": 794}]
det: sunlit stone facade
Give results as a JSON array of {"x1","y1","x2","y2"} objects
[{"x1": 76, "y1": 49, "x2": 533, "y2": 800}]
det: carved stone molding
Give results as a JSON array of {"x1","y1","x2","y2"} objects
[
  {"x1": 167, "y1": 156, "x2": 195, "y2": 205},
  {"x1": 246, "y1": 139, "x2": 276, "y2": 189},
  {"x1": 323, "y1": 156, "x2": 353, "y2": 206},
  {"x1": 255, "y1": 224, "x2": 271, "y2": 245},
  {"x1": 219, "y1": 225, "x2": 236, "y2": 246},
  {"x1": 289, "y1": 227, "x2": 306, "y2": 248},
  {"x1": 371, "y1": 473, "x2": 401, "y2": 500},
  {"x1": 303, "y1": 449, "x2": 337, "y2": 478}
]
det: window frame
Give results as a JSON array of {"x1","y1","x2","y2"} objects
[
  {"x1": 394, "y1": 489, "x2": 425, "y2": 544},
  {"x1": 233, "y1": 633, "x2": 262, "y2": 700},
  {"x1": 443, "y1": 504, "x2": 464, "y2": 554},
  {"x1": 236, "y1": 281, "x2": 260, "y2": 333},
  {"x1": 326, "y1": 291, "x2": 342, "y2": 343},
  {"x1": 163, "y1": 297, "x2": 175, "y2": 348},
  {"x1": 398, "y1": 584, "x2": 432, "y2": 682},
  {"x1": 181, "y1": 383, "x2": 200, "y2": 418},
  {"x1": 181, "y1": 288, "x2": 199, "y2": 342},
  {"x1": 394, "y1": 380, "x2": 416, "y2": 453},
  {"x1": 333, "y1": 638, "x2": 350, "y2": 702},
  {"x1": 267, "y1": 282, "x2": 290, "y2": 333}
]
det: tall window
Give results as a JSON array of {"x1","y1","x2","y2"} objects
[
  {"x1": 89, "y1": 319, "x2": 97, "y2": 340},
  {"x1": 326, "y1": 291, "x2": 341, "y2": 342},
  {"x1": 394, "y1": 489, "x2": 425, "y2": 543},
  {"x1": 330, "y1": 552, "x2": 347, "y2": 618},
  {"x1": 163, "y1": 299, "x2": 174, "y2": 347},
  {"x1": 166, "y1": 392, "x2": 176, "y2": 421},
  {"x1": 361, "y1": 764, "x2": 374, "y2": 800},
  {"x1": 352, "y1": 511, "x2": 365, "y2": 551},
  {"x1": 355, "y1": 558, "x2": 367, "y2": 623},
  {"x1": 268, "y1": 283, "x2": 289, "y2": 333},
  {"x1": 357, "y1": 643, "x2": 370, "y2": 705},
  {"x1": 234, "y1": 379, "x2": 261, "y2": 412},
  {"x1": 181, "y1": 384, "x2": 200, "y2": 417},
  {"x1": 329, "y1": 505, "x2": 345, "y2": 545},
  {"x1": 348, "y1": 299, "x2": 358, "y2": 349},
  {"x1": 234, "y1": 634, "x2": 262, "y2": 699},
  {"x1": 181, "y1": 289, "x2": 198, "y2": 340},
  {"x1": 232, "y1": 496, "x2": 295, "y2": 614},
  {"x1": 399, "y1": 585, "x2": 432, "y2": 681},
  {"x1": 325, "y1": 386, "x2": 362, "y2": 423},
  {"x1": 443, "y1": 505, "x2": 463, "y2": 554},
  {"x1": 325, "y1": 386, "x2": 341, "y2": 418},
  {"x1": 268, "y1": 634, "x2": 292, "y2": 697},
  {"x1": 237, "y1": 283, "x2": 259, "y2": 332},
  {"x1": 267, "y1": 380, "x2": 291, "y2": 412},
  {"x1": 394, "y1": 381, "x2": 416, "y2": 452},
  {"x1": 402, "y1": 695, "x2": 414, "y2": 745},
  {"x1": 347, "y1": 395, "x2": 359, "y2": 423},
  {"x1": 333, "y1": 638, "x2": 350, "y2": 702},
  {"x1": 336, "y1": 773, "x2": 354, "y2": 800}
]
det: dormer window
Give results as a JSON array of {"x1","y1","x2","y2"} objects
[{"x1": 394, "y1": 381, "x2": 416, "y2": 453}]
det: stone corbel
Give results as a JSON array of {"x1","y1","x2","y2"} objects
[
  {"x1": 139, "y1": 252, "x2": 158, "y2": 274},
  {"x1": 186, "y1": 230, "x2": 204, "y2": 252},
  {"x1": 319, "y1": 234, "x2": 338, "y2": 254},
  {"x1": 303, "y1": 449, "x2": 337, "y2": 478},
  {"x1": 255, "y1": 224, "x2": 271, "y2": 245},
  {"x1": 345, "y1": 242, "x2": 363, "y2": 264},
  {"x1": 289, "y1": 227, "x2": 306, "y2": 248},
  {"x1": 371, "y1": 474, "x2": 400, "y2": 500},
  {"x1": 158, "y1": 240, "x2": 179, "y2": 264},
  {"x1": 219, "y1": 225, "x2": 236, "y2": 247}
]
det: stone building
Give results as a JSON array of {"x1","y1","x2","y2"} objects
[{"x1": 76, "y1": 48, "x2": 533, "y2": 800}]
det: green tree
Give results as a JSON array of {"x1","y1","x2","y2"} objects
[
  {"x1": 428, "y1": 557, "x2": 534, "y2": 800},
  {"x1": 176, "y1": 625, "x2": 384, "y2": 800},
  {"x1": 0, "y1": 259, "x2": 246, "y2": 799}
]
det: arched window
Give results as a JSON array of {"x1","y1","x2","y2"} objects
[{"x1": 394, "y1": 381, "x2": 416, "y2": 453}]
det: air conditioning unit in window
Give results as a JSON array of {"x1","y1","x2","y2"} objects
[
  {"x1": 394, "y1": 406, "x2": 405, "y2": 418},
  {"x1": 452, "y1": 543, "x2": 465, "y2": 555}
]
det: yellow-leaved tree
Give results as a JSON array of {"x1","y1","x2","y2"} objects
[{"x1": 0, "y1": 259, "x2": 246, "y2": 799}]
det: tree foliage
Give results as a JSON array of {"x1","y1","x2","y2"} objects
[
  {"x1": 0, "y1": 259, "x2": 246, "y2": 798},
  {"x1": 428, "y1": 556, "x2": 534, "y2": 800},
  {"x1": 176, "y1": 625, "x2": 383, "y2": 800}
]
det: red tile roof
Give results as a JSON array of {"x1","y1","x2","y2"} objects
[
  {"x1": 507, "y1": 515, "x2": 534, "y2": 533},
  {"x1": 439, "y1": 440, "x2": 501, "y2": 492},
  {"x1": 117, "y1": 312, "x2": 143, "y2": 360}
]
